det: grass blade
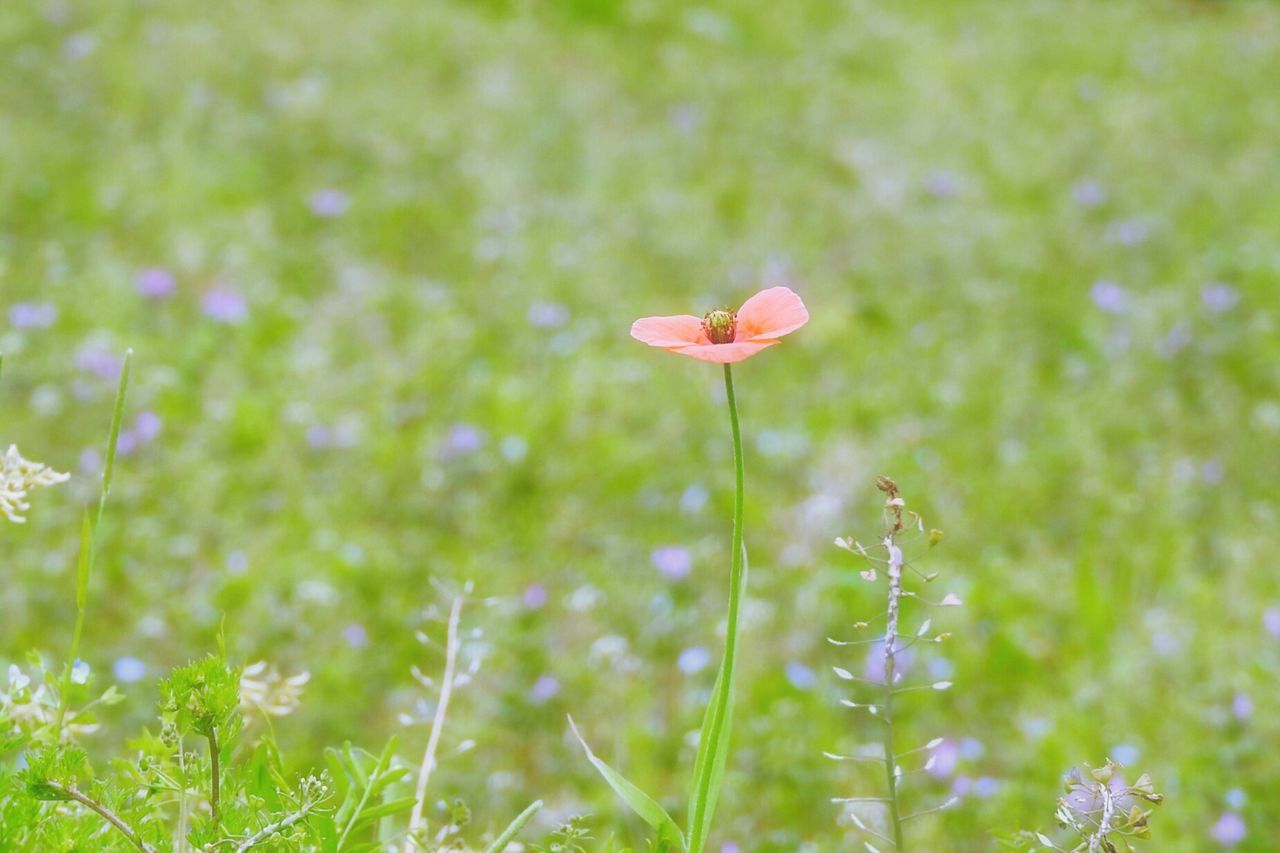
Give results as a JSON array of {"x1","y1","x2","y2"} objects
[
  {"x1": 568, "y1": 716, "x2": 684, "y2": 850},
  {"x1": 482, "y1": 800, "x2": 542, "y2": 853}
]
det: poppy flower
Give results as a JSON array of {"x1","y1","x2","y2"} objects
[{"x1": 629, "y1": 286, "x2": 808, "y2": 363}]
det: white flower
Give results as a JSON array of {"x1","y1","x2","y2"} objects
[
  {"x1": 7, "y1": 664, "x2": 30, "y2": 691},
  {"x1": 70, "y1": 660, "x2": 90, "y2": 685},
  {"x1": 1, "y1": 444, "x2": 70, "y2": 523},
  {"x1": 240, "y1": 661, "x2": 310, "y2": 719}
]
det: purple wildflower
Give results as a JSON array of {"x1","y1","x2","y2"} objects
[
  {"x1": 135, "y1": 268, "x2": 176, "y2": 299},
  {"x1": 1264, "y1": 607, "x2": 1280, "y2": 640},
  {"x1": 924, "y1": 170, "x2": 961, "y2": 199},
  {"x1": 201, "y1": 288, "x2": 248, "y2": 324},
  {"x1": 1210, "y1": 812, "x2": 1246, "y2": 846},
  {"x1": 1071, "y1": 179, "x2": 1107, "y2": 208},
  {"x1": 1090, "y1": 280, "x2": 1129, "y2": 314},
  {"x1": 528, "y1": 674, "x2": 561, "y2": 704},
  {"x1": 527, "y1": 301, "x2": 569, "y2": 329},
  {"x1": 342, "y1": 624, "x2": 369, "y2": 648},
  {"x1": 521, "y1": 584, "x2": 548, "y2": 609},
  {"x1": 442, "y1": 423, "x2": 485, "y2": 458},
  {"x1": 9, "y1": 302, "x2": 57, "y2": 329},
  {"x1": 133, "y1": 412, "x2": 162, "y2": 444},
  {"x1": 1105, "y1": 217, "x2": 1149, "y2": 246},
  {"x1": 785, "y1": 661, "x2": 816, "y2": 690},
  {"x1": 309, "y1": 188, "x2": 349, "y2": 218},
  {"x1": 929, "y1": 739, "x2": 959, "y2": 778},
  {"x1": 1202, "y1": 282, "x2": 1239, "y2": 314},
  {"x1": 678, "y1": 646, "x2": 711, "y2": 675},
  {"x1": 1232, "y1": 692, "x2": 1252, "y2": 721},
  {"x1": 305, "y1": 424, "x2": 332, "y2": 450},
  {"x1": 112, "y1": 657, "x2": 146, "y2": 683},
  {"x1": 864, "y1": 639, "x2": 914, "y2": 683},
  {"x1": 651, "y1": 546, "x2": 692, "y2": 581},
  {"x1": 75, "y1": 344, "x2": 123, "y2": 380}
]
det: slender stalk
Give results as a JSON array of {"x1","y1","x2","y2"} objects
[
  {"x1": 235, "y1": 800, "x2": 320, "y2": 852},
  {"x1": 404, "y1": 594, "x2": 464, "y2": 852},
  {"x1": 53, "y1": 351, "x2": 131, "y2": 737},
  {"x1": 1088, "y1": 782, "x2": 1115, "y2": 853},
  {"x1": 882, "y1": 535, "x2": 905, "y2": 851},
  {"x1": 687, "y1": 365, "x2": 748, "y2": 852},
  {"x1": 45, "y1": 782, "x2": 156, "y2": 853},
  {"x1": 208, "y1": 728, "x2": 221, "y2": 827}
]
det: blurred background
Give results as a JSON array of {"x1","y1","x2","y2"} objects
[{"x1": 3, "y1": 0, "x2": 1279, "y2": 849}]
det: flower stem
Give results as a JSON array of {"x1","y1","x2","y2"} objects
[
  {"x1": 687, "y1": 365, "x2": 748, "y2": 852},
  {"x1": 45, "y1": 782, "x2": 156, "y2": 853},
  {"x1": 882, "y1": 537, "x2": 906, "y2": 851},
  {"x1": 404, "y1": 593, "x2": 465, "y2": 852},
  {"x1": 208, "y1": 728, "x2": 221, "y2": 828}
]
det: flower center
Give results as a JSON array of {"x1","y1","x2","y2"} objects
[{"x1": 702, "y1": 309, "x2": 737, "y2": 344}]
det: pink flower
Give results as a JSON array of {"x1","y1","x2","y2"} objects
[{"x1": 630, "y1": 286, "x2": 808, "y2": 364}]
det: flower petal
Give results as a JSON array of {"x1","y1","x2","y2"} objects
[
  {"x1": 672, "y1": 341, "x2": 778, "y2": 363},
  {"x1": 630, "y1": 314, "x2": 708, "y2": 348},
  {"x1": 736, "y1": 286, "x2": 809, "y2": 341}
]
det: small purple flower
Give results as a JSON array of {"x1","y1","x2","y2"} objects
[
  {"x1": 63, "y1": 32, "x2": 96, "y2": 61},
  {"x1": 522, "y1": 584, "x2": 548, "y2": 609},
  {"x1": 528, "y1": 674, "x2": 560, "y2": 704},
  {"x1": 342, "y1": 624, "x2": 369, "y2": 648},
  {"x1": 1210, "y1": 812, "x2": 1246, "y2": 846},
  {"x1": 1264, "y1": 607, "x2": 1280, "y2": 640},
  {"x1": 785, "y1": 660, "x2": 816, "y2": 690},
  {"x1": 1202, "y1": 282, "x2": 1239, "y2": 314},
  {"x1": 112, "y1": 656, "x2": 146, "y2": 683},
  {"x1": 201, "y1": 288, "x2": 248, "y2": 324},
  {"x1": 864, "y1": 640, "x2": 913, "y2": 683},
  {"x1": 79, "y1": 448, "x2": 102, "y2": 473},
  {"x1": 9, "y1": 302, "x2": 58, "y2": 329},
  {"x1": 1090, "y1": 280, "x2": 1129, "y2": 314},
  {"x1": 678, "y1": 646, "x2": 711, "y2": 675},
  {"x1": 720, "y1": 843, "x2": 740, "y2": 853},
  {"x1": 1071, "y1": 179, "x2": 1107, "y2": 208},
  {"x1": 1105, "y1": 217, "x2": 1149, "y2": 246},
  {"x1": 133, "y1": 412, "x2": 162, "y2": 444},
  {"x1": 1202, "y1": 458, "x2": 1224, "y2": 485},
  {"x1": 114, "y1": 430, "x2": 139, "y2": 457},
  {"x1": 680, "y1": 483, "x2": 709, "y2": 513},
  {"x1": 309, "y1": 188, "x2": 349, "y2": 218},
  {"x1": 924, "y1": 170, "x2": 960, "y2": 199},
  {"x1": 305, "y1": 424, "x2": 332, "y2": 450},
  {"x1": 75, "y1": 344, "x2": 123, "y2": 380},
  {"x1": 929, "y1": 739, "x2": 959, "y2": 778},
  {"x1": 972, "y1": 776, "x2": 1000, "y2": 798},
  {"x1": 135, "y1": 268, "x2": 176, "y2": 299},
  {"x1": 1111, "y1": 743, "x2": 1140, "y2": 765},
  {"x1": 651, "y1": 546, "x2": 692, "y2": 581},
  {"x1": 442, "y1": 423, "x2": 485, "y2": 458},
  {"x1": 527, "y1": 301, "x2": 570, "y2": 329},
  {"x1": 1232, "y1": 692, "x2": 1252, "y2": 721}
]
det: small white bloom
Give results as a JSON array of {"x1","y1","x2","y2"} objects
[
  {"x1": 1, "y1": 445, "x2": 71, "y2": 523},
  {"x1": 70, "y1": 659, "x2": 90, "y2": 685},
  {"x1": 7, "y1": 664, "x2": 30, "y2": 691}
]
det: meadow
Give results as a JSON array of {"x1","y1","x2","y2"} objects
[{"x1": 3, "y1": 0, "x2": 1279, "y2": 849}]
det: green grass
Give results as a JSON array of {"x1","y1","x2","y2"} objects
[{"x1": 3, "y1": 0, "x2": 1279, "y2": 849}]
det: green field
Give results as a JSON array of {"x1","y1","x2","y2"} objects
[{"x1": 3, "y1": 0, "x2": 1279, "y2": 849}]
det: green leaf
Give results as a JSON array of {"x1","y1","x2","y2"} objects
[
  {"x1": 685, "y1": 543, "x2": 747, "y2": 853},
  {"x1": 483, "y1": 800, "x2": 542, "y2": 853},
  {"x1": 568, "y1": 717, "x2": 684, "y2": 850}
]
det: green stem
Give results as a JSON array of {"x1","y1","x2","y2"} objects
[
  {"x1": 208, "y1": 728, "x2": 221, "y2": 828},
  {"x1": 687, "y1": 365, "x2": 748, "y2": 852}
]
